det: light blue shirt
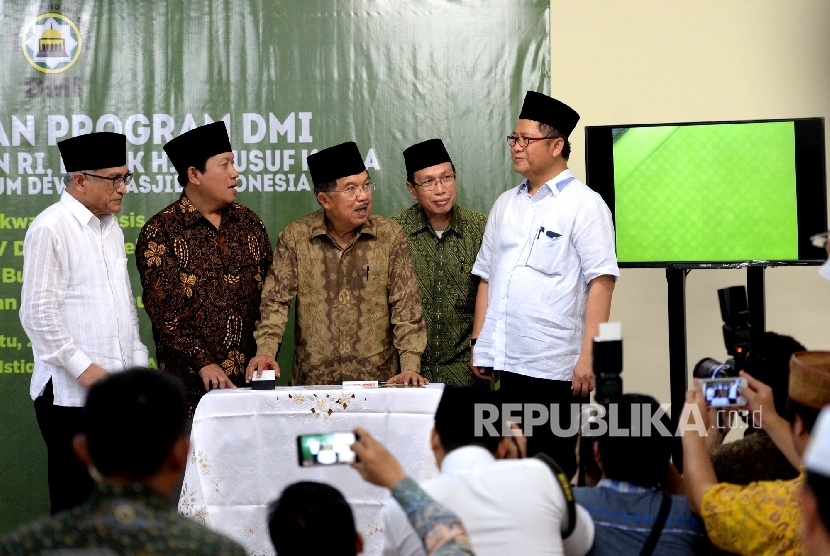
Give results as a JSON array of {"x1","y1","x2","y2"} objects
[{"x1": 472, "y1": 169, "x2": 618, "y2": 380}]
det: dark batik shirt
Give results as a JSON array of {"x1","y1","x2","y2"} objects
[
  {"x1": 0, "y1": 483, "x2": 246, "y2": 556},
  {"x1": 255, "y1": 210, "x2": 426, "y2": 386},
  {"x1": 391, "y1": 204, "x2": 487, "y2": 386},
  {"x1": 136, "y1": 195, "x2": 273, "y2": 415}
]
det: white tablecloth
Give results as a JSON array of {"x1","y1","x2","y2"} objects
[{"x1": 179, "y1": 385, "x2": 444, "y2": 556}]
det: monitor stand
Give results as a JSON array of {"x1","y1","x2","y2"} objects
[{"x1": 666, "y1": 265, "x2": 765, "y2": 472}]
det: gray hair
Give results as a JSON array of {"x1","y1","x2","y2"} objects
[{"x1": 63, "y1": 171, "x2": 88, "y2": 188}]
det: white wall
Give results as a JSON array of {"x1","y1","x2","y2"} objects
[{"x1": 551, "y1": 0, "x2": 830, "y2": 403}]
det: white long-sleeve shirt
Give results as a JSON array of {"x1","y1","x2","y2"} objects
[
  {"x1": 472, "y1": 169, "x2": 619, "y2": 380},
  {"x1": 20, "y1": 191, "x2": 148, "y2": 407}
]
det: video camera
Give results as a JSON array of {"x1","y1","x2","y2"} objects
[
  {"x1": 593, "y1": 322, "x2": 623, "y2": 404},
  {"x1": 693, "y1": 285, "x2": 752, "y2": 379}
]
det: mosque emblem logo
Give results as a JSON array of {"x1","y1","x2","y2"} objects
[{"x1": 21, "y1": 13, "x2": 82, "y2": 74}]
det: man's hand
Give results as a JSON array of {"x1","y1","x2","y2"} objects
[
  {"x1": 351, "y1": 427, "x2": 407, "y2": 489},
  {"x1": 739, "y1": 370, "x2": 779, "y2": 429},
  {"x1": 494, "y1": 421, "x2": 527, "y2": 460},
  {"x1": 739, "y1": 370, "x2": 801, "y2": 467},
  {"x1": 469, "y1": 346, "x2": 493, "y2": 380},
  {"x1": 687, "y1": 379, "x2": 711, "y2": 430},
  {"x1": 386, "y1": 371, "x2": 428, "y2": 385},
  {"x1": 571, "y1": 354, "x2": 594, "y2": 396},
  {"x1": 199, "y1": 364, "x2": 237, "y2": 391},
  {"x1": 77, "y1": 364, "x2": 109, "y2": 389},
  {"x1": 245, "y1": 355, "x2": 281, "y2": 383}
]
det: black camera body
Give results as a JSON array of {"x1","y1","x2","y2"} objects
[
  {"x1": 693, "y1": 285, "x2": 752, "y2": 379},
  {"x1": 593, "y1": 335, "x2": 623, "y2": 404}
]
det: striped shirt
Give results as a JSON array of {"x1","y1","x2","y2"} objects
[{"x1": 21, "y1": 191, "x2": 148, "y2": 407}]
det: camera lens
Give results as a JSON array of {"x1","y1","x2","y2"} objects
[{"x1": 693, "y1": 358, "x2": 729, "y2": 379}]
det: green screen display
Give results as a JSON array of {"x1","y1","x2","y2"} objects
[{"x1": 612, "y1": 121, "x2": 799, "y2": 263}]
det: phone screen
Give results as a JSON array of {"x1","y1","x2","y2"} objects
[
  {"x1": 297, "y1": 432, "x2": 357, "y2": 466},
  {"x1": 701, "y1": 378, "x2": 748, "y2": 407}
]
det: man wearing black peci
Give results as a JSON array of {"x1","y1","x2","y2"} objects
[
  {"x1": 137, "y1": 122, "x2": 273, "y2": 415},
  {"x1": 471, "y1": 92, "x2": 619, "y2": 476}
]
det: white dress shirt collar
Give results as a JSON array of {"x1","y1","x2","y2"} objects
[
  {"x1": 517, "y1": 168, "x2": 575, "y2": 199},
  {"x1": 60, "y1": 190, "x2": 115, "y2": 232}
]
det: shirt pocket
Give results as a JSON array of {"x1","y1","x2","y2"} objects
[
  {"x1": 103, "y1": 255, "x2": 131, "y2": 295},
  {"x1": 526, "y1": 228, "x2": 567, "y2": 276}
]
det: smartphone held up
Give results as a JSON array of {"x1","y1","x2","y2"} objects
[
  {"x1": 297, "y1": 432, "x2": 357, "y2": 466},
  {"x1": 700, "y1": 377, "x2": 748, "y2": 407}
]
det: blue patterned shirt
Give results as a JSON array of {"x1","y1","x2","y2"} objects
[{"x1": 573, "y1": 479, "x2": 710, "y2": 556}]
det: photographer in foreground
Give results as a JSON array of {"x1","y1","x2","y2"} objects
[
  {"x1": 682, "y1": 351, "x2": 830, "y2": 556},
  {"x1": 382, "y1": 386, "x2": 594, "y2": 556},
  {"x1": 573, "y1": 394, "x2": 709, "y2": 556},
  {"x1": 707, "y1": 332, "x2": 804, "y2": 484},
  {"x1": 268, "y1": 428, "x2": 473, "y2": 556}
]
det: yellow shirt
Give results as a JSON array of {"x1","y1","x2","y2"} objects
[{"x1": 701, "y1": 471, "x2": 805, "y2": 556}]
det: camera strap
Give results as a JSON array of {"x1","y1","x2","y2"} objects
[
  {"x1": 639, "y1": 494, "x2": 672, "y2": 556},
  {"x1": 534, "y1": 453, "x2": 577, "y2": 538}
]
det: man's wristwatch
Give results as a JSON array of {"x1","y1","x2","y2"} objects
[{"x1": 469, "y1": 338, "x2": 477, "y2": 347}]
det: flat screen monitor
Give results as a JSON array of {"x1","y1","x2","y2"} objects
[{"x1": 584, "y1": 118, "x2": 827, "y2": 268}]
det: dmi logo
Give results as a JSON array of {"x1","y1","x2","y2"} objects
[{"x1": 21, "y1": 12, "x2": 82, "y2": 74}]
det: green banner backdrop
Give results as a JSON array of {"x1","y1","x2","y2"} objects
[{"x1": 0, "y1": 0, "x2": 549, "y2": 532}]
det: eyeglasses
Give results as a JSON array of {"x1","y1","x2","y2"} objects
[
  {"x1": 506, "y1": 135, "x2": 556, "y2": 148},
  {"x1": 329, "y1": 181, "x2": 376, "y2": 199},
  {"x1": 80, "y1": 172, "x2": 133, "y2": 188},
  {"x1": 413, "y1": 174, "x2": 456, "y2": 191}
]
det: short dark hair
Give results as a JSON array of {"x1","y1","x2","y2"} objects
[
  {"x1": 596, "y1": 394, "x2": 674, "y2": 489},
  {"x1": 406, "y1": 162, "x2": 456, "y2": 186},
  {"x1": 536, "y1": 121, "x2": 571, "y2": 160},
  {"x1": 806, "y1": 471, "x2": 830, "y2": 531},
  {"x1": 268, "y1": 482, "x2": 357, "y2": 556},
  {"x1": 84, "y1": 369, "x2": 188, "y2": 478},
  {"x1": 785, "y1": 398, "x2": 822, "y2": 434},
  {"x1": 314, "y1": 179, "x2": 337, "y2": 196},
  {"x1": 434, "y1": 386, "x2": 501, "y2": 454},
  {"x1": 177, "y1": 156, "x2": 210, "y2": 187},
  {"x1": 744, "y1": 332, "x2": 806, "y2": 417}
]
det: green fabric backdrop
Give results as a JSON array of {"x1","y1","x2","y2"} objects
[{"x1": 0, "y1": 0, "x2": 550, "y2": 533}]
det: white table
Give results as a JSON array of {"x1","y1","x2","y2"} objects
[{"x1": 179, "y1": 385, "x2": 444, "y2": 556}]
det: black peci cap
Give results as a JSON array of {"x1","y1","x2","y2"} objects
[
  {"x1": 163, "y1": 121, "x2": 233, "y2": 178},
  {"x1": 518, "y1": 91, "x2": 580, "y2": 137},
  {"x1": 58, "y1": 132, "x2": 126, "y2": 171},
  {"x1": 403, "y1": 138, "x2": 453, "y2": 178},
  {"x1": 306, "y1": 142, "x2": 366, "y2": 185}
]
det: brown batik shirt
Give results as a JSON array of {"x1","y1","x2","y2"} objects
[
  {"x1": 136, "y1": 195, "x2": 273, "y2": 414},
  {"x1": 255, "y1": 209, "x2": 426, "y2": 385}
]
